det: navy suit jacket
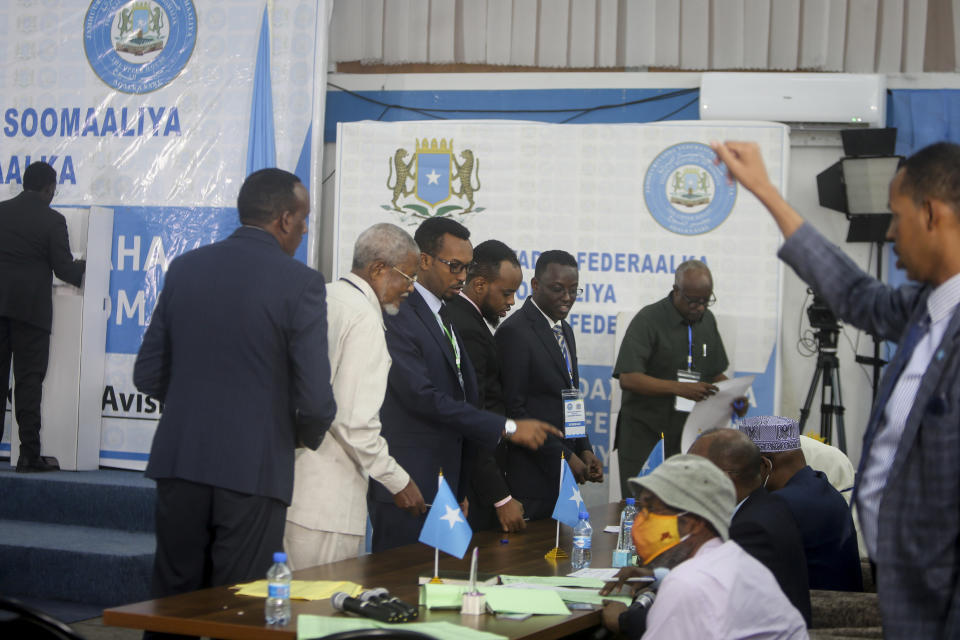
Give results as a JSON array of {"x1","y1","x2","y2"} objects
[
  {"x1": 0, "y1": 191, "x2": 85, "y2": 331},
  {"x1": 731, "y1": 487, "x2": 812, "y2": 626},
  {"x1": 443, "y1": 294, "x2": 513, "y2": 528},
  {"x1": 134, "y1": 226, "x2": 336, "y2": 505},
  {"x1": 775, "y1": 466, "x2": 863, "y2": 592},
  {"x1": 372, "y1": 288, "x2": 503, "y2": 506},
  {"x1": 496, "y1": 298, "x2": 592, "y2": 502}
]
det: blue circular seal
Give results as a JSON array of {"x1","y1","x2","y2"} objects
[
  {"x1": 84, "y1": 0, "x2": 197, "y2": 94},
  {"x1": 643, "y1": 142, "x2": 737, "y2": 235}
]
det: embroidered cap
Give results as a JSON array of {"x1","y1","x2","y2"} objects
[{"x1": 737, "y1": 416, "x2": 801, "y2": 452}]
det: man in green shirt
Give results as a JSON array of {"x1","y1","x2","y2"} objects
[{"x1": 613, "y1": 261, "x2": 742, "y2": 497}]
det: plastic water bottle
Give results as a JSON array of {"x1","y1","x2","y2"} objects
[
  {"x1": 265, "y1": 551, "x2": 292, "y2": 625},
  {"x1": 619, "y1": 497, "x2": 638, "y2": 553},
  {"x1": 613, "y1": 498, "x2": 638, "y2": 567},
  {"x1": 571, "y1": 511, "x2": 593, "y2": 569}
]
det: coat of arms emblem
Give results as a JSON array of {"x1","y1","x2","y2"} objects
[
  {"x1": 384, "y1": 138, "x2": 483, "y2": 222},
  {"x1": 114, "y1": 1, "x2": 166, "y2": 57}
]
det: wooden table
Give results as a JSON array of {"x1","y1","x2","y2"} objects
[{"x1": 103, "y1": 503, "x2": 623, "y2": 639}]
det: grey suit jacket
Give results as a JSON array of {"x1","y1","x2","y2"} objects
[{"x1": 780, "y1": 223, "x2": 960, "y2": 639}]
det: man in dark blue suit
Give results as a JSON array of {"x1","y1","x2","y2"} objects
[
  {"x1": 134, "y1": 169, "x2": 336, "y2": 634},
  {"x1": 689, "y1": 428, "x2": 812, "y2": 626},
  {"x1": 738, "y1": 416, "x2": 862, "y2": 593},
  {"x1": 496, "y1": 251, "x2": 603, "y2": 520},
  {"x1": 369, "y1": 218, "x2": 561, "y2": 552}
]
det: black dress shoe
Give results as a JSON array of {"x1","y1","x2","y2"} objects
[{"x1": 15, "y1": 457, "x2": 59, "y2": 473}]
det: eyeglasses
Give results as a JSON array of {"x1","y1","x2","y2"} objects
[
  {"x1": 545, "y1": 284, "x2": 583, "y2": 298},
  {"x1": 429, "y1": 254, "x2": 472, "y2": 275},
  {"x1": 392, "y1": 265, "x2": 417, "y2": 284},
  {"x1": 678, "y1": 291, "x2": 717, "y2": 308}
]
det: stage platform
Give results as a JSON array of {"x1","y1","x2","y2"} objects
[{"x1": 0, "y1": 466, "x2": 155, "y2": 622}]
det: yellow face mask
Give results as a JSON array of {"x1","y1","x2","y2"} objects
[{"x1": 631, "y1": 508, "x2": 688, "y2": 565}]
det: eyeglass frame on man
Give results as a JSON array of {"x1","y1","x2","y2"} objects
[
  {"x1": 544, "y1": 283, "x2": 584, "y2": 298},
  {"x1": 677, "y1": 291, "x2": 717, "y2": 308},
  {"x1": 392, "y1": 265, "x2": 417, "y2": 284},
  {"x1": 428, "y1": 254, "x2": 473, "y2": 275}
]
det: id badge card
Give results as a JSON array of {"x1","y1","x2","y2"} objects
[
  {"x1": 562, "y1": 388, "x2": 586, "y2": 438},
  {"x1": 674, "y1": 369, "x2": 701, "y2": 413}
]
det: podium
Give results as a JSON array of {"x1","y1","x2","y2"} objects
[{"x1": 3, "y1": 206, "x2": 113, "y2": 470}]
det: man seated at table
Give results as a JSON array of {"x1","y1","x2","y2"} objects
[
  {"x1": 688, "y1": 428, "x2": 811, "y2": 626},
  {"x1": 599, "y1": 454, "x2": 806, "y2": 639},
  {"x1": 739, "y1": 416, "x2": 863, "y2": 592}
]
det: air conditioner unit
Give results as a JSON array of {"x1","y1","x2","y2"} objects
[{"x1": 699, "y1": 73, "x2": 886, "y2": 129}]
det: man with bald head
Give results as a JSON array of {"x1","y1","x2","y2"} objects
[
  {"x1": 689, "y1": 428, "x2": 811, "y2": 625},
  {"x1": 614, "y1": 260, "x2": 744, "y2": 497}
]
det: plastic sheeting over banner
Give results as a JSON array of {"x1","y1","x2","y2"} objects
[
  {"x1": 0, "y1": 1, "x2": 328, "y2": 467},
  {"x1": 333, "y1": 120, "x2": 789, "y2": 471}
]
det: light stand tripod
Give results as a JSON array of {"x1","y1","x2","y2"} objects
[{"x1": 798, "y1": 301, "x2": 847, "y2": 453}]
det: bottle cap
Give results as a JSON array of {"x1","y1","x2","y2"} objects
[
  {"x1": 578, "y1": 511, "x2": 589, "y2": 520},
  {"x1": 273, "y1": 551, "x2": 287, "y2": 563},
  {"x1": 625, "y1": 498, "x2": 635, "y2": 506}
]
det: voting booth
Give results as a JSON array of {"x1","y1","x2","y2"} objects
[{"x1": 3, "y1": 207, "x2": 113, "y2": 470}]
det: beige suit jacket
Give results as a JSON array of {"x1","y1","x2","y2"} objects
[{"x1": 286, "y1": 273, "x2": 409, "y2": 535}]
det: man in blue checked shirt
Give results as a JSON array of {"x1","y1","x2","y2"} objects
[{"x1": 714, "y1": 140, "x2": 960, "y2": 639}]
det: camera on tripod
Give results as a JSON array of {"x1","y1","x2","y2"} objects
[
  {"x1": 806, "y1": 294, "x2": 840, "y2": 332},
  {"x1": 799, "y1": 290, "x2": 846, "y2": 451},
  {"x1": 806, "y1": 292, "x2": 841, "y2": 351}
]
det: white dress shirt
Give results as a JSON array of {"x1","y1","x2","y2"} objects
[
  {"x1": 642, "y1": 538, "x2": 807, "y2": 640},
  {"x1": 286, "y1": 273, "x2": 409, "y2": 536},
  {"x1": 857, "y1": 272, "x2": 960, "y2": 558}
]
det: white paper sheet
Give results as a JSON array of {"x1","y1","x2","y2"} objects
[{"x1": 680, "y1": 376, "x2": 755, "y2": 453}]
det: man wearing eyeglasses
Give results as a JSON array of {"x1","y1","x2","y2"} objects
[
  {"x1": 368, "y1": 217, "x2": 563, "y2": 552},
  {"x1": 284, "y1": 223, "x2": 426, "y2": 569},
  {"x1": 496, "y1": 250, "x2": 605, "y2": 521},
  {"x1": 614, "y1": 260, "x2": 744, "y2": 498}
]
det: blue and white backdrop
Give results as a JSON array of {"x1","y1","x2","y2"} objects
[
  {"x1": 1, "y1": 1, "x2": 328, "y2": 468},
  {"x1": 333, "y1": 120, "x2": 790, "y2": 473}
]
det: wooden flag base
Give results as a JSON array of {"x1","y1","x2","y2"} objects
[
  {"x1": 428, "y1": 575, "x2": 444, "y2": 584},
  {"x1": 544, "y1": 547, "x2": 568, "y2": 560}
]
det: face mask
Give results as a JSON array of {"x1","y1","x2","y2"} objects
[{"x1": 631, "y1": 509, "x2": 690, "y2": 565}]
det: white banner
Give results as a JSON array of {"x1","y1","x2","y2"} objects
[
  {"x1": 1, "y1": 1, "x2": 328, "y2": 468},
  {"x1": 334, "y1": 120, "x2": 789, "y2": 470}
]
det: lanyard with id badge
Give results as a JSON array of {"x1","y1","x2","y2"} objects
[
  {"x1": 554, "y1": 325, "x2": 586, "y2": 438},
  {"x1": 675, "y1": 324, "x2": 699, "y2": 413}
]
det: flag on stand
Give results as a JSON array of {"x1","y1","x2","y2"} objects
[
  {"x1": 638, "y1": 438, "x2": 664, "y2": 477},
  {"x1": 418, "y1": 475, "x2": 472, "y2": 559},
  {"x1": 551, "y1": 458, "x2": 583, "y2": 528}
]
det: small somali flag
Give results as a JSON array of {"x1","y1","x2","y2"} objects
[
  {"x1": 551, "y1": 459, "x2": 583, "y2": 528},
  {"x1": 418, "y1": 476, "x2": 472, "y2": 559},
  {"x1": 638, "y1": 439, "x2": 664, "y2": 477}
]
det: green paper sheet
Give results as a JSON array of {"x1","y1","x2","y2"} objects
[
  {"x1": 296, "y1": 616, "x2": 506, "y2": 640},
  {"x1": 499, "y1": 574, "x2": 607, "y2": 589},
  {"x1": 422, "y1": 584, "x2": 570, "y2": 616}
]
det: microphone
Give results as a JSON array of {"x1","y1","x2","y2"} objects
[
  {"x1": 361, "y1": 587, "x2": 419, "y2": 620},
  {"x1": 330, "y1": 591, "x2": 400, "y2": 623}
]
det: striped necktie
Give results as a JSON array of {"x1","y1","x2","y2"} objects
[{"x1": 552, "y1": 325, "x2": 574, "y2": 387}]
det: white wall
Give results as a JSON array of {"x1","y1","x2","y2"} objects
[{"x1": 781, "y1": 145, "x2": 878, "y2": 467}]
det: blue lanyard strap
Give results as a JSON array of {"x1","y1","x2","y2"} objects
[{"x1": 687, "y1": 324, "x2": 693, "y2": 371}]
